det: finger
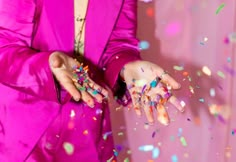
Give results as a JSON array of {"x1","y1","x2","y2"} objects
[
  {"x1": 49, "y1": 52, "x2": 64, "y2": 68},
  {"x1": 168, "y1": 96, "x2": 185, "y2": 112},
  {"x1": 142, "y1": 95, "x2": 154, "y2": 124},
  {"x1": 130, "y1": 89, "x2": 142, "y2": 116},
  {"x1": 157, "y1": 71, "x2": 180, "y2": 89},
  {"x1": 74, "y1": 82, "x2": 95, "y2": 108},
  {"x1": 61, "y1": 76, "x2": 81, "y2": 101},
  {"x1": 87, "y1": 79, "x2": 108, "y2": 98},
  {"x1": 156, "y1": 104, "x2": 170, "y2": 125},
  {"x1": 157, "y1": 86, "x2": 185, "y2": 112}
]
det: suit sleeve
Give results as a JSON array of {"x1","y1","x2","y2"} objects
[
  {"x1": 99, "y1": 0, "x2": 141, "y2": 103},
  {"x1": 0, "y1": 0, "x2": 59, "y2": 102}
]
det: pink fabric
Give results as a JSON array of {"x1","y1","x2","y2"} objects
[{"x1": 0, "y1": 0, "x2": 140, "y2": 161}]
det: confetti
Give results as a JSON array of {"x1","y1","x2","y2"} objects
[
  {"x1": 96, "y1": 109, "x2": 103, "y2": 115},
  {"x1": 103, "y1": 131, "x2": 112, "y2": 140},
  {"x1": 173, "y1": 65, "x2": 184, "y2": 71},
  {"x1": 139, "y1": 41, "x2": 150, "y2": 50},
  {"x1": 228, "y1": 32, "x2": 236, "y2": 43},
  {"x1": 171, "y1": 155, "x2": 178, "y2": 162},
  {"x1": 135, "y1": 79, "x2": 146, "y2": 87},
  {"x1": 114, "y1": 150, "x2": 119, "y2": 156},
  {"x1": 152, "y1": 147, "x2": 160, "y2": 159},
  {"x1": 138, "y1": 145, "x2": 154, "y2": 151},
  {"x1": 232, "y1": 129, "x2": 236, "y2": 135},
  {"x1": 83, "y1": 130, "x2": 89, "y2": 135},
  {"x1": 210, "y1": 88, "x2": 216, "y2": 97},
  {"x1": 199, "y1": 98, "x2": 205, "y2": 103},
  {"x1": 216, "y1": 3, "x2": 225, "y2": 14},
  {"x1": 180, "y1": 101, "x2": 186, "y2": 107},
  {"x1": 180, "y1": 136, "x2": 188, "y2": 146},
  {"x1": 178, "y1": 128, "x2": 183, "y2": 137},
  {"x1": 150, "y1": 79, "x2": 158, "y2": 88},
  {"x1": 202, "y1": 66, "x2": 211, "y2": 76},
  {"x1": 70, "y1": 109, "x2": 76, "y2": 118},
  {"x1": 124, "y1": 157, "x2": 130, "y2": 162},
  {"x1": 217, "y1": 71, "x2": 225, "y2": 79},
  {"x1": 63, "y1": 142, "x2": 74, "y2": 155}
]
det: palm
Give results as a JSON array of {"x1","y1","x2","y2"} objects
[
  {"x1": 122, "y1": 60, "x2": 185, "y2": 125},
  {"x1": 49, "y1": 52, "x2": 108, "y2": 107}
]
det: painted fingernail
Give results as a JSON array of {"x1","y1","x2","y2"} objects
[
  {"x1": 74, "y1": 97, "x2": 80, "y2": 101},
  {"x1": 89, "y1": 104, "x2": 94, "y2": 108}
]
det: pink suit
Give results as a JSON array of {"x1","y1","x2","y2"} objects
[{"x1": 0, "y1": 0, "x2": 140, "y2": 161}]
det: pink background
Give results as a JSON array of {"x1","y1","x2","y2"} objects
[{"x1": 110, "y1": 0, "x2": 236, "y2": 161}]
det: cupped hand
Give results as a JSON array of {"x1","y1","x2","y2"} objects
[
  {"x1": 49, "y1": 51, "x2": 108, "y2": 107},
  {"x1": 122, "y1": 60, "x2": 185, "y2": 125}
]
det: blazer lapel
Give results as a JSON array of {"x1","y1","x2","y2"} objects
[{"x1": 85, "y1": 0, "x2": 124, "y2": 65}]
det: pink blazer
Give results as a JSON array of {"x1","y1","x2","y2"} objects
[{"x1": 0, "y1": 0, "x2": 140, "y2": 161}]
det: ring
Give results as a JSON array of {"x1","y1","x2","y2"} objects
[{"x1": 160, "y1": 71, "x2": 168, "y2": 79}]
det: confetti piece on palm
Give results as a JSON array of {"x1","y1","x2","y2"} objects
[{"x1": 216, "y1": 3, "x2": 225, "y2": 14}]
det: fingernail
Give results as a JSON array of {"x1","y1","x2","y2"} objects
[
  {"x1": 98, "y1": 99, "x2": 103, "y2": 103},
  {"x1": 74, "y1": 97, "x2": 80, "y2": 101},
  {"x1": 89, "y1": 104, "x2": 94, "y2": 108},
  {"x1": 177, "y1": 83, "x2": 181, "y2": 89}
]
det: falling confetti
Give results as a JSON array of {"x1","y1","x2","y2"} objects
[
  {"x1": 70, "y1": 109, "x2": 76, "y2": 118},
  {"x1": 199, "y1": 98, "x2": 205, "y2": 103},
  {"x1": 124, "y1": 157, "x2": 130, "y2": 162},
  {"x1": 217, "y1": 71, "x2": 225, "y2": 79},
  {"x1": 178, "y1": 128, "x2": 183, "y2": 137},
  {"x1": 152, "y1": 147, "x2": 160, "y2": 159},
  {"x1": 202, "y1": 66, "x2": 211, "y2": 76},
  {"x1": 63, "y1": 142, "x2": 74, "y2": 155},
  {"x1": 210, "y1": 88, "x2": 216, "y2": 97},
  {"x1": 139, "y1": 41, "x2": 150, "y2": 50},
  {"x1": 180, "y1": 101, "x2": 186, "y2": 107},
  {"x1": 139, "y1": 145, "x2": 154, "y2": 151},
  {"x1": 173, "y1": 65, "x2": 184, "y2": 71},
  {"x1": 180, "y1": 136, "x2": 188, "y2": 146},
  {"x1": 171, "y1": 155, "x2": 178, "y2": 162},
  {"x1": 232, "y1": 129, "x2": 236, "y2": 135},
  {"x1": 216, "y1": 3, "x2": 225, "y2": 14}
]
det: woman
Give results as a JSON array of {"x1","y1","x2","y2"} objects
[{"x1": 0, "y1": 0, "x2": 184, "y2": 161}]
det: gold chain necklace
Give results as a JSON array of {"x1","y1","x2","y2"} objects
[{"x1": 74, "y1": 0, "x2": 89, "y2": 62}]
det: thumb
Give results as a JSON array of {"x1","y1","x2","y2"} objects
[{"x1": 49, "y1": 52, "x2": 64, "y2": 68}]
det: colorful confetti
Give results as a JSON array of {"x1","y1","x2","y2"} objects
[
  {"x1": 217, "y1": 70, "x2": 225, "y2": 79},
  {"x1": 202, "y1": 66, "x2": 211, "y2": 76},
  {"x1": 180, "y1": 136, "x2": 188, "y2": 147},
  {"x1": 63, "y1": 142, "x2": 74, "y2": 155},
  {"x1": 139, "y1": 145, "x2": 154, "y2": 152},
  {"x1": 210, "y1": 88, "x2": 216, "y2": 97},
  {"x1": 216, "y1": 3, "x2": 225, "y2": 14},
  {"x1": 173, "y1": 65, "x2": 184, "y2": 71},
  {"x1": 152, "y1": 147, "x2": 160, "y2": 159},
  {"x1": 171, "y1": 155, "x2": 178, "y2": 162},
  {"x1": 139, "y1": 41, "x2": 150, "y2": 50}
]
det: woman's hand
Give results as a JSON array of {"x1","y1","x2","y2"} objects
[
  {"x1": 49, "y1": 51, "x2": 108, "y2": 107},
  {"x1": 122, "y1": 60, "x2": 185, "y2": 125}
]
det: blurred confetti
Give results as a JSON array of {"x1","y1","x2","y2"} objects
[
  {"x1": 215, "y1": 3, "x2": 225, "y2": 14},
  {"x1": 139, "y1": 40, "x2": 150, "y2": 50},
  {"x1": 63, "y1": 142, "x2": 74, "y2": 155}
]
